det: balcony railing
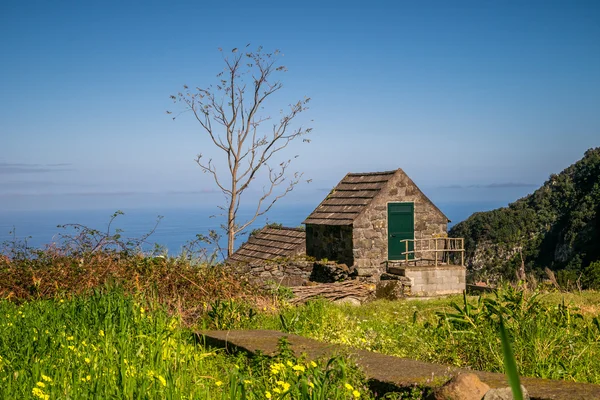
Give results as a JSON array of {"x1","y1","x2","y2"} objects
[{"x1": 399, "y1": 237, "x2": 465, "y2": 267}]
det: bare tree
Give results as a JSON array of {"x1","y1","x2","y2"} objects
[{"x1": 169, "y1": 46, "x2": 312, "y2": 257}]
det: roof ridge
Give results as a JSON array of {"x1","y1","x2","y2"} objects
[
  {"x1": 261, "y1": 226, "x2": 305, "y2": 232},
  {"x1": 346, "y1": 170, "x2": 397, "y2": 176}
]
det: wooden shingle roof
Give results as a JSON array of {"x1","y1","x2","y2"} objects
[
  {"x1": 303, "y1": 170, "x2": 397, "y2": 225},
  {"x1": 227, "y1": 227, "x2": 306, "y2": 264}
]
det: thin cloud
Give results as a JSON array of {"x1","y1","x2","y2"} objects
[
  {"x1": 45, "y1": 163, "x2": 73, "y2": 167},
  {"x1": 166, "y1": 189, "x2": 220, "y2": 195},
  {"x1": 0, "y1": 162, "x2": 74, "y2": 174},
  {"x1": 438, "y1": 183, "x2": 537, "y2": 189},
  {"x1": 0, "y1": 189, "x2": 220, "y2": 198}
]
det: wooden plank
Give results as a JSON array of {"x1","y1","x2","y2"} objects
[
  {"x1": 304, "y1": 218, "x2": 354, "y2": 225},
  {"x1": 315, "y1": 205, "x2": 363, "y2": 213},
  {"x1": 245, "y1": 239, "x2": 300, "y2": 251},
  {"x1": 327, "y1": 190, "x2": 380, "y2": 199},
  {"x1": 335, "y1": 182, "x2": 386, "y2": 191},
  {"x1": 251, "y1": 234, "x2": 304, "y2": 245},
  {"x1": 321, "y1": 198, "x2": 371, "y2": 206}
]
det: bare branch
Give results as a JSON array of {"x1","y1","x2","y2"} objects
[{"x1": 170, "y1": 46, "x2": 312, "y2": 257}]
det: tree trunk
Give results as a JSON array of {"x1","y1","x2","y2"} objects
[{"x1": 228, "y1": 196, "x2": 235, "y2": 258}]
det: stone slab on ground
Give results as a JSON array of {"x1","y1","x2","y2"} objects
[{"x1": 199, "y1": 329, "x2": 600, "y2": 400}]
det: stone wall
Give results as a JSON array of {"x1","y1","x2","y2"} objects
[
  {"x1": 352, "y1": 172, "x2": 448, "y2": 280},
  {"x1": 400, "y1": 265, "x2": 466, "y2": 296},
  {"x1": 305, "y1": 224, "x2": 353, "y2": 266},
  {"x1": 231, "y1": 258, "x2": 314, "y2": 286},
  {"x1": 230, "y1": 258, "x2": 356, "y2": 287}
]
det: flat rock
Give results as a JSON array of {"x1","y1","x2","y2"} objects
[{"x1": 483, "y1": 386, "x2": 530, "y2": 400}]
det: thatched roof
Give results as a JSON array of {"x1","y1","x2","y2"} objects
[
  {"x1": 303, "y1": 169, "x2": 449, "y2": 225},
  {"x1": 227, "y1": 227, "x2": 306, "y2": 264}
]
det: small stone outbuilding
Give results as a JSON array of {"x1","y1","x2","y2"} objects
[
  {"x1": 227, "y1": 226, "x2": 306, "y2": 264},
  {"x1": 226, "y1": 226, "x2": 312, "y2": 286},
  {"x1": 303, "y1": 169, "x2": 451, "y2": 281}
]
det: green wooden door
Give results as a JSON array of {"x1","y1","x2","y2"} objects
[{"x1": 387, "y1": 203, "x2": 415, "y2": 260}]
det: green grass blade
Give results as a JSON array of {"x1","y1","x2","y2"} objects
[{"x1": 499, "y1": 317, "x2": 524, "y2": 400}]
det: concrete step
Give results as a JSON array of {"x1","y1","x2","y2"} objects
[{"x1": 387, "y1": 266, "x2": 406, "y2": 276}]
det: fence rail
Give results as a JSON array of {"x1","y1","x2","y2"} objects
[{"x1": 399, "y1": 237, "x2": 465, "y2": 266}]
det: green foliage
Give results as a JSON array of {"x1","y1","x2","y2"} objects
[
  {"x1": 224, "y1": 336, "x2": 373, "y2": 400},
  {"x1": 0, "y1": 290, "x2": 235, "y2": 399},
  {"x1": 206, "y1": 299, "x2": 257, "y2": 330},
  {"x1": 499, "y1": 318, "x2": 524, "y2": 400},
  {"x1": 0, "y1": 291, "x2": 375, "y2": 400},
  {"x1": 582, "y1": 261, "x2": 600, "y2": 290},
  {"x1": 450, "y1": 147, "x2": 600, "y2": 283},
  {"x1": 264, "y1": 281, "x2": 295, "y2": 301}
]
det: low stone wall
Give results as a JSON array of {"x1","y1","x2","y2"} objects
[
  {"x1": 231, "y1": 259, "x2": 313, "y2": 286},
  {"x1": 392, "y1": 265, "x2": 466, "y2": 296},
  {"x1": 230, "y1": 259, "x2": 356, "y2": 287}
]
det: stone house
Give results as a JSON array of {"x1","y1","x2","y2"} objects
[
  {"x1": 228, "y1": 168, "x2": 466, "y2": 295},
  {"x1": 303, "y1": 169, "x2": 453, "y2": 281}
]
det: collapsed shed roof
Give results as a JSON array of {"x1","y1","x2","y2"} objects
[{"x1": 227, "y1": 226, "x2": 306, "y2": 264}]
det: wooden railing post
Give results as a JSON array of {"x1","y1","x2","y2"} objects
[
  {"x1": 434, "y1": 238, "x2": 438, "y2": 266},
  {"x1": 405, "y1": 240, "x2": 408, "y2": 263},
  {"x1": 461, "y1": 238, "x2": 464, "y2": 266}
]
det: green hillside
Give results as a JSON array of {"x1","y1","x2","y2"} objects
[{"x1": 450, "y1": 147, "x2": 600, "y2": 287}]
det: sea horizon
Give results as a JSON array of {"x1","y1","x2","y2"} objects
[{"x1": 0, "y1": 200, "x2": 507, "y2": 255}]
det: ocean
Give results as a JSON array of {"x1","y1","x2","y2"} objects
[{"x1": 0, "y1": 201, "x2": 505, "y2": 255}]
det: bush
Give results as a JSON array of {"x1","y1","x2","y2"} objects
[{"x1": 582, "y1": 260, "x2": 600, "y2": 290}]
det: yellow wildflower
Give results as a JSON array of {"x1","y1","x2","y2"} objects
[
  {"x1": 36, "y1": 381, "x2": 45, "y2": 388},
  {"x1": 276, "y1": 380, "x2": 291, "y2": 392},
  {"x1": 308, "y1": 382, "x2": 315, "y2": 388},
  {"x1": 84, "y1": 358, "x2": 91, "y2": 364},
  {"x1": 353, "y1": 389, "x2": 361, "y2": 398},
  {"x1": 310, "y1": 361, "x2": 317, "y2": 368},
  {"x1": 32, "y1": 387, "x2": 49, "y2": 400},
  {"x1": 99, "y1": 330, "x2": 104, "y2": 337},
  {"x1": 215, "y1": 380, "x2": 223, "y2": 387},
  {"x1": 158, "y1": 375, "x2": 167, "y2": 387},
  {"x1": 286, "y1": 361, "x2": 293, "y2": 367},
  {"x1": 66, "y1": 336, "x2": 74, "y2": 341},
  {"x1": 292, "y1": 364, "x2": 305, "y2": 372},
  {"x1": 265, "y1": 392, "x2": 272, "y2": 399},
  {"x1": 41, "y1": 374, "x2": 52, "y2": 382},
  {"x1": 243, "y1": 380, "x2": 251, "y2": 384},
  {"x1": 345, "y1": 383, "x2": 354, "y2": 391}
]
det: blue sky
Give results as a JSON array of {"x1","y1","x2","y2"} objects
[{"x1": 1, "y1": 0, "x2": 599, "y2": 212}]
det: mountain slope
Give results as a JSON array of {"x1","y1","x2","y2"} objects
[{"x1": 449, "y1": 147, "x2": 600, "y2": 284}]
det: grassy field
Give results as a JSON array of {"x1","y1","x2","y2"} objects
[
  {"x1": 0, "y1": 290, "x2": 376, "y2": 400},
  {"x1": 2, "y1": 237, "x2": 600, "y2": 397}
]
